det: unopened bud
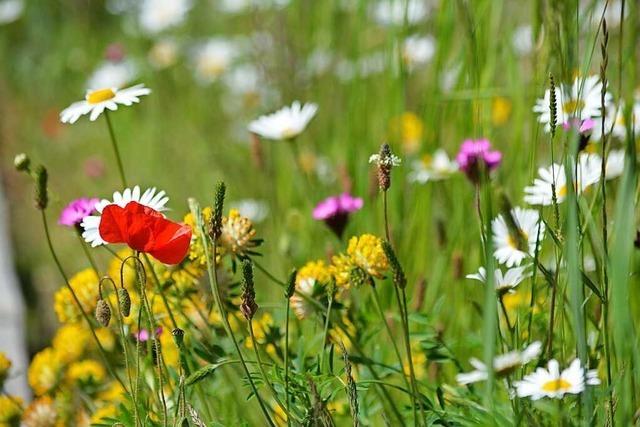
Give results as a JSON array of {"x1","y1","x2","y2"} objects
[
  {"x1": 118, "y1": 288, "x2": 131, "y2": 317},
  {"x1": 240, "y1": 259, "x2": 258, "y2": 320},
  {"x1": 14, "y1": 153, "x2": 30, "y2": 172},
  {"x1": 349, "y1": 267, "x2": 368, "y2": 288},
  {"x1": 95, "y1": 299, "x2": 111, "y2": 327},
  {"x1": 382, "y1": 241, "x2": 406, "y2": 289},
  {"x1": 210, "y1": 181, "x2": 226, "y2": 239},
  {"x1": 172, "y1": 328, "x2": 185, "y2": 347}
]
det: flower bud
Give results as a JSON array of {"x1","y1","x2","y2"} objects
[
  {"x1": 377, "y1": 144, "x2": 392, "y2": 191},
  {"x1": 210, "y1": 181, "x2": 226, "y2": 240},
  {"x1": 34, "y1": 165, "x2": 48, "y2": 210},
  {"x1": 240, "y1": 259, "x2": 258, "y2": 320},
  {"x1": 118, "y1": 288, "x2": 131, "y2": 317},
  {"x1": 95, "y1": 299, "x2": 111, "y2": 327},
  {"x1": 382, "y1": 241, "x2": 406, "y2": 289},
  {"x1": 13, "y1": 153, "x2": 30, "y2": 172}
]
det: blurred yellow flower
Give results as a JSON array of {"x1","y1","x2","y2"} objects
[
  {"x1": 245, "y1": 313, "x2": 277, "y2": 356},
  {"x1": 107, "y1": 249, "x2": 137, "y2": 289},
  {"x1": 67, "y1": 360, "x2": 106, "y2": 386},
  {"x1": 0, "y1": 353, "x2": 11, "y2": 389},
  {"x1": 0, "y1": 395, "x2": 23, "y2": 425},
  {"x1": 329, "y1": 314, "x2": 357, "y2": 352},
  {"x1": 94, "y1": 327, "x2": 116, "y2": 352},
  {"x1": 52, "y1": 324, "x2": 90, "y2": 363},
  {"x1": 491, "y1": 97, "x2": 512, "y2": 126},
  {"x1": 390, "y1": 112, "x2": 423, "y2": 154},
  {"x1": 53, "y1": 268, "x2": 99, "y2": 324},
  {"x1": 21, "y1": 397, "x2": 57, "y2": 427},
  {"x1": 184, "y1": 207, "x2": 212, "y2": 268},
  {"x1": 403, "y1": 342, "x2": 427, "y2": 380},
  {"x1": 28, "y1": 348, "x2": 63, "y2": 396}
]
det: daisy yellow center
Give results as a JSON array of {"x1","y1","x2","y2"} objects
[
  {"x1": 562, "y1": 99, "x2": 585, "y2": 115},
  {"x1": 557, "y1": 185, "x2": 567, "y2": 198},
  {"x1": 541, "y1": 378, "x2": 572, "y2": 392},
  {"x1": 507, "y1": 231, "x2": 529, "y2": 249},
  {"x1": 86, "y1": 88, "x2": 116, "y2": 104}
]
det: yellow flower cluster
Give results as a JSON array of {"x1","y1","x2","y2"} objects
[
  {"x1": 245, "y1": 312, "x2": 277, "y2": 356},
  {"x1": 52, "y1": 324, "x2": 90, "y2": 364},
  {"x1": 66, "y1": 360, "x2": 106, "y2": 385},
  {"x1": 183, "y1": 207, "x2": 212, "y2": 268},
  {"x1": 389, "y1": 112, "x2": 424, "y2": 154},
  {"x1": 21, "y1": 397, "x2": 57, "y2": 427},
  {"x1": 53, "y1": 268, "x2": 99, "y2": 324},
  {"x1": 220, "y1": 209, "x2": 257, "y2": 255},
  {"x1": 28, "y1": 348, "x2": 63, "y2": 396},
  {"x1": 0, "y1": 395, "x2": 23, "y2": 426},
  {"x1": 330, "y1": 234, "x2": 389, "y2": 287}
]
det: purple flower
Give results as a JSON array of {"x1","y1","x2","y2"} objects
[
  {"x1": 456, "y1": 139, "x2": 502, "y2": 183},
  {"x1": 313, "y1": 193, "x2": 363, "y2": 238},
  {"x1": 58, "y1": 198, "x2": 99, "y2": 227},
  {"x1": 563, "y1": 118, "x2": 595, "y2": 151}
]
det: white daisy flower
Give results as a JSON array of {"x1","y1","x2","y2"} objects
[
  {"x1": 514, "y1": 358, "x2": 600, "y2": 400},
  {"x1": 402, "y1": 35, "x2": 436, "y2": 70},
  {"x1": 492, "y1": 208, "x2": 545, "y2": 268},
  {"x1": 533, "y1": 75, "x2": 611, "y2": 133},
  {"x1": 81, "y1": 186, "x2": 169, "y2": 247},
  {"x1": 139, "y1": 0, "x2": 192, "y2": 34},
  {"x1": 408, "y1": 149, "x2": 458, "y2": 183},
  {"x1": 59, "y1": 84, "x2": 151, "y2": 124},
  {"x1": 87, "y1": 60, "x2": 138, "y2": 90},
  {"x1": 248, "y1": 101, "x2": 318, "y2": 140},
  {"x1": 0, "y1": 0, "x2": 23, "y2": 25},
  {"x1": 590, "y1": 102, "x2": 627, "y2": 141},
  {"x1": 192, "y1": 38, "x2": 238, "y2": 85},
  {"x1": 457, "y1": 341, "x2": 542, "y2": 385},
  {"x1": 466, "y1": 265, "x2": 531, "y2": 294},
  {"x1": 524, "y1": 154, "x2": 602, "y2": 206},
  {"x1": 371, "y1": 0, "x2": 429, "y2": 26}
]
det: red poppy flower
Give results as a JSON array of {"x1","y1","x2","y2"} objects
[{"x1": 99, "y1": 201, "x2": 192, "y2": 264}]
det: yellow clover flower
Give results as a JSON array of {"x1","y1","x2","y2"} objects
[
  {"x1": 66, "y1": 360, "x2": 106, "y2": 386},
  {"x1": 331, "y1": 234, "x2": 389, "y2": 287},
  {"x1": 0, "y1": 352, "x2": 11, "y2": 389},
  {"x1": 28, "y1": 348, "x2": 63, "y2": 396},
  {"x1": 0, "y1": 395, "x2": 23, "y2": 425},
  {"x1": 53, "y1": 268, "x2": 99, "y2": 324},
  {"x1": 52, "y1": 324, "x2": 90, "y2": 364}
]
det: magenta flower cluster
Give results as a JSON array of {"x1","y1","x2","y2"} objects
[
  {"x1": 313, "y1": 193, "x2": 363, "y2": 238},
  {"x1": 456, "y1": 139, "x2": 502, "y2": 183},
  {"x1": 58, "y1": 197, "x2": 99, "y2": 227}
]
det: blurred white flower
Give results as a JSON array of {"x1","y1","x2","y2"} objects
[
  {"x1": 305, "y1": 48, "x2": 334, "y2": 77},
  {"x1": 514, "y1": 358, "x2": 599, "y2": 400},
  {"x1": 218, "y1": 0, "x2": 290, "y2": 14},
  {"x1": 232, "y1": 199, "x2": 269, "y2": 223},
  {"x1": 60, "y1": 84, "x2": 151, "y2": 124},
  {"x1": 457, "y1": 342, "x2": 542, "y2": 385},
  {"x1": 192, "y1": 38, "x2": 238, "y2": 85},
  {"x1": 148, "y1": 38, "x2": 179, "y2": 69},
  {"x1": 408, "y1": 149, "x2": 457, "y2": 183},
  {"x1": 139, "y1": 0, "x2": 192, "y2": 34},
  {"x1": 371, "y1": 0, "x2": 429, "y2": 26},
  {"x1": 248, "y1": 101, "x2": 318, "y2": 140},
  {"x1": 512, "y1": 25, "x2": 533, "y2": 56},
  {"x1": 403, "y1": 35, "x2": 436, "y2": 70},
  {"x1": 87, "y1": 60, "x2": 138, "y2": 90},
  {"x1": 0, "y1": 0, "x2": 22, "y2": 24},
  {"x1": 587, "y1": 0, "x2": 626, "y2": 28},
  {"x1": 605, "y1": 149, "x2": 625, "y2": 180},
  {"x1": 440, "y1": 63, "x2": 461, "y2": 93},
  {"x1": 357, "y1": 51, "x2": 387, "y2": 78}
]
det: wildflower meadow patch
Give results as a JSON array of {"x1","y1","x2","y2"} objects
[{"x1": 1, "y1": 0, "x2": 639, "y2": 425}]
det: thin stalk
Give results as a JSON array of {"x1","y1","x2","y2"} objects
[
  {"x1": 370, "y1": 283, "x2": 415, "y2": 416},
  {"x1": 383, "y1": 191, "x2": 391, "y2": 241},
  {"x1": 76, "y1": 231, "x2": 101, "y2": 276},
  {"x1": 248, "y1": 321, "x2": 293, "y2": 421},
  {"x1": 318, "y1": 292, "x2": 334, "y2": 371},
  {"x1": 142, "y1": 254, "x2": 179, "y2": 330},
  {"x1": 40, "y1": 210, "x2": 126, "y2": 390},
  {"x1": 104, "y1": 111, "x2": 127, "y2": 187},
  {"x1": 284, "y1": 296, "x2": 292, "y2": 427},
  {"x1": 196, "y1": 210, "x2": 275, "y2": 427}
]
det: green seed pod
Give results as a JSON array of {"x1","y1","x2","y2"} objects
[
  {"x1": 118, "y1": 288, "x2": 131, "y2": 317},
  {"x1": 95, "y1": 299, "x2": 111, "y2": 327},
  {"x1": 285, "y1": 269, "x2": 297, "y2": 299}
]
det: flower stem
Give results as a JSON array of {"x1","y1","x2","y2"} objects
[
  {"x1": 104, "y1": 110, "x2": 127, "y2": 188},
  {"x1": 40, "y1": 210, "x2": 126, "y2": 390},
  {"x1": 318, "y1": 291, "x2": 334, "y2": 371},
  {"x1": 195, "y1": 206, "x2": 276, "y2": 427},
  {"x1": 284, "y1": 296, "x2": 292, "y2": 427}
]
